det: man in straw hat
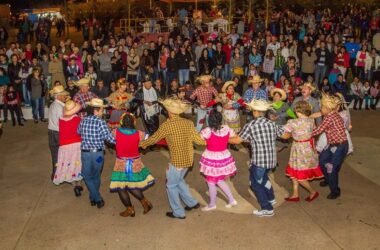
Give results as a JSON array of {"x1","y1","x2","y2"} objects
[
  {"x1": 77, "y1": 98, "x2": 116, "y2": 208},
  {"x1": 291, "y1": 82, "x2": 321, "y2": 124},
  {"x1": 311, "y1": 94, "x2": 348, "y2": 200},
  {"x1": 190, "y1": 75, "x2": 219, "y2": 132},
  {"x1": 229, "y1": 99, "x2": 285, "y2": 217},
  {"x1": 140, "y1": 98, "x2": 206, "y2": 219},
  {"x1": 243, "y1": 75, "x2": 268, "y2": 122},
  {"x1": 73, "y1": 78, "x2": 98, "y2": 119},
  {"x1": 48, "y1": 85, "x2": 69, "y2": 180}
]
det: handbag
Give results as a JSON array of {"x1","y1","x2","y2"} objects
[{"x1": 233, "y1": 67, "x2": 244, "y2": 75}]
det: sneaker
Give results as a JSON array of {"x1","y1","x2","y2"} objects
[
  {"x1": 201, "y1": 205, "x2": 216, "y2": 212},
  {"x1": 269, "y1": 199, "x2": 277, "y2": 206},
  {"x1": 225, "y1": 200, "x2": 238, "y2": 208},
  {"x1": 253, "y1": 209, "x2": 274, "y2": 217}
]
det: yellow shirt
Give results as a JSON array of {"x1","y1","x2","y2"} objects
[{"x1": 140, "y1": 115, "x2": 205, "y2": 168}]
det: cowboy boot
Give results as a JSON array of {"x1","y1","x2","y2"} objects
[
  {"x1": 140, "y1": 198, "x2": 153, "y2": 214},
  {"x1": 120, "y1": 206, "x2": 135, "y2": 217}
]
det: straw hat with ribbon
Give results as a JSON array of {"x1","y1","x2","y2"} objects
[
  {"x1": 221, "y1": 81, "x2": 237, "y2": 93},
  {"x1": 245, "y1": 99, "x2": 273, "y2": 112},
  {"x1": 63, "y1": 100, "x2": 81, "y2": 117},
  {"x1": 159, "y1": 98, "x2": 191, "y2": 115},
  {"x1": 247, "y1": 75, "x2": 264, "y2": 85},
  {"x1": 75, "y1": 78, "x2": 91, "y2": 87},
  {"x1": 270, "y1": 88, "x2": 287, "y2": 101},
  {"x1": 49, "y1": 85, "x2": 69, "y2": 97},
  {"x1": 321, "y1": 93, "x2": 340, "y2": 110},
  {"x1": 302, "y1": 82, "x2": 316, "y2": 92},
  {"x1": 86, "y1": 98, "x2": 107, "y2": 108}
]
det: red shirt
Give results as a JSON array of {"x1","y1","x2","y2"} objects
[
  {"x1": 190, "y1": 86, "x2": 218, "y2": 107},
  {"x1": 222, "y1": 44, "x2": 233, "y2": 64},
  {"x1": 59, "y1": 116, "x2": 81, "y2": 146},
  {"x1": 115, "y1": 129, "x2": 140, "y2": 158},
  {"x1": 312, "y1": 111, "x2": 347, "y2": 145}
]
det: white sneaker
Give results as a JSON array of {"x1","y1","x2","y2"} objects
[
  {"x1": 225, "y1": 200, "x2": 238, "y2": 208},
  {"x1": 253, "y1": 209, "x2": 275, "y2": 217},
  {"x1": 201, "y1": 205, "x2": 216, "y2": 212},
  {"x1": 269, "y1": 199, "x2": 277, "y2": 206}
]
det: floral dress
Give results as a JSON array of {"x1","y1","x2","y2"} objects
[{"x1": 284, "y1": 118, "x2": 323, "y2": 181}]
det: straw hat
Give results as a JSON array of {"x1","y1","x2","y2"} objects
[
  {"x1": 75, "y1": 78, "x2": 91, "y2": 87},
  {"x1": 334, "y1": 92, "x2": 349, "y2": 109},
  {"x1": 248, "y1": 75, "x2": 264, "y2": 84},
  {"x1": 221, "y1": 81, "x2": 237, "y2": 93},
  {"x1": 302, "y1": 82, "x2": 316, "y2": 92},
  {"x1": 246, "y1": 99, "x2": 273, "y2": 112},
  {"x1": 321, "y1": 93, "x2": 340, "y2": 110},
  {"x1": 270, "y1": 88, "x2": 287, "y2": 101},
  {"x1": 49, "y1": 85, "x2": 69, "y2": 96},
  {"x1": 86, "y1": 98, "x2": 107, "y2": 108},
  {"x1": 159, "y1": 98, "x2": 191, "y2": 115},
  {"x1": 116, "y1": 78, "x2": 127, "y2": 88},
  {"x1": 196, "y1": 75, "x2": 213, "y2": 83},
  {"x1": 63, "y1": 100, "x2": 81, "y2": 117}
]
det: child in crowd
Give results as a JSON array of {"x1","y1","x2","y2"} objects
[
  {"x1": 4, "y1": 85, "x2": 23, "y2": 126},
  {"x1": 65, "y1": 80, "x2": 79, "y2": 99},
  {"x1": 85, "y1": 65, "x2": 97, "y2": 88},
  {"x1": 248, "y1": 64, "x2": 259, "y2": 78},
  {"x1": 362, "y1": 81, "x2": 371, "y2": 110},
  {"x1": 199, "y1": 104, "x2": 237, "y2": 211},
  {"x1": 66, "y1": 57, "x2": 80, "y2": 81},
  {"x1": 370, "y1": 81, "x2": 379, "y2": 110}
]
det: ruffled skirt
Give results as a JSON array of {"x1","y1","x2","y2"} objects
[
  {"x1": 53, "y1": 142, "x2": 83, "y2": 185},
  {"x1": 285, "y1": 165, "x2": 324, "y2": 181},
  {"x1": 200, "y1": 149, "x2": 237, "y2": 183}
]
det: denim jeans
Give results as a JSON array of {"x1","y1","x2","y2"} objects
[
  {"x1": 22, "y1": 80, "x2": 31, "y2": 106},
  {"x1": 213, "y1": 67, "x2": 224, "y2": 81},
  {"x1": 166, "y1": 71, "x2": 177, "y2": 87},
  {"x1": 166, "y1": 163, "x2": 198, "y2": 217},
  {"x1": 249, "y1": 165, "x2": 275, "y2": 210},
  {"x1": 81, "y1": 151, "x2": 104, "y2": 202},
  {"x1": 178, "y1": 69, "x2": 189, "y2": 86},
  {"x1": 314, "y1": 64, "x2": 328, "y2": 87},
  {"x1": 31, "y1": 97, "x2": 45, "y2": 120},
  {"x1": 224, "y1": 64, "x2": 232, "y2": 80},
  {"x1": 274, "y1": 69, "x2": 282, "y2": 83},
  {"x1": 319, "y1": 142, "x2": 348, "y2": 194},
  {"x1": 195, "y1": 108, "x2": 209, "y2": 132}
]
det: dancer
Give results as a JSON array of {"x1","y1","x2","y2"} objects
[
  {"x1": 199, "y1": 104, "x2": 237, "y2": 211},
  {"x1": 229, "y1": 99, "x2": 284, "y2": 217},
  {"x1": 140, "y1": 98, "x2": 206, "y2": 219},
  {"x1": 282, "y1": 101, "x2": 323, "y2": 202},
  {"x1": 312, "y1": 94, "x2": 348, "y2": 199},
  {"x1": 53, "y1": 100, "x2": 84, "y2": 197},
  {"x1": 190, "y1": 75, "x2": 219, "y2": 132},
  {"x1": 107, "y1": 78, "x2": 133, "y2": 129},
  {"x1": 77, "y1": 98, "x2": 115, "y2": 208},
  {"x1": 110, "y1": 112, "x2": 155, "y2": 217},
  {"x1": 73, "y1": 78, "x2": 98, "y2": 119}
]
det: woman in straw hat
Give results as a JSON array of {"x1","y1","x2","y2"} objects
[
  {"x1": 269, "y1": 88, "x2": 296, "y2": 126},
  {"x1": 107, "y1": 78, "x2": 133, "y2": 129},
  {"x1": 53, "y1": 100, "x2": 84, "y2": 197},
  {"x1": 311, "y1": 94, "x2": 348, "y2": 200},
  {"x1": 281, "y1": 101, "x2": 323, "y2": 203},
  {"x1": 110, "y1": 112, "x2": 155, "y2": 218}
]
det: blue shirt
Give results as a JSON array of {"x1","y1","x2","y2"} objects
[
  {"x1": 78, "y1": 115, "x2": 115, "y2": 150},
  {"x1": 243, "y1": 88, "x2": 268, "y2": 103},
  {"x1": 344, "y1": 42, "x2": 360, "y2": 59}
]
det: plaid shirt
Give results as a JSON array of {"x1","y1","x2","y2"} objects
[
  {"x1": 239, "y1": 117, "x2": 284, "y2": 169},
  {"x1": 190, "y1": 86, "x2": 218, "y2": 106},
  {"x1": 312, "y1": 111, "x2": 347, "y2": 145},
  {"x1": 243, "y1": 88, "x2": 268, "y2": 103},
  {"x1": 73, "y1": 91, "x2": 98, "y2": 119},
  {"x1": 78, "y1": 115, "x2": 115, "y2": 150},
  {"x1": 140, "y1": 115, "x2": 206, "y2": 168}
]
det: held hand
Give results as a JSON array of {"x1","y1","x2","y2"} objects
[{"x1": 200, "y1": 104, "x2": 206, "y2": 109}]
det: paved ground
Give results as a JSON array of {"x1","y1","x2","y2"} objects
[{"x1": 0, "y1": 110, "x2": 380, "y2": 250}]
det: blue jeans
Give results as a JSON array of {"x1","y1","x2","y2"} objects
[
  {"x1": 314, "y1": 64, "x2": 328, "y2": 87},
  {"x1": 178, "y1": 69, "x2": 189, "y2": 86},
  {"x1": 166, "y1": 163, "x2": 198, "y2": 218},
  {"x1": 22, "y1": 80, "x2": 31, "y2": 106},
  {"x1": 166, "y1": 71, "x2": 177, "y2": 87},
  {"x1": 213, "y1": 67, "x2": 224, "y2": 81},
  {"x1": 195, "y1": 108, "x2": 209, "y2": 132},
  {"x1": 319, "y1": 142, "x2": 348, "y2": 194},
  {"x1": 249, "y1": 165, "x2": 275, "y2": 210},
  {"x1": 224, "y1": 64, "x2": 232, "y2": 80},
  {"x1": 81, "y1": 151, "x2": 104, "y2": 202},
  {"x1": 274, "y1": 69, "x2": 282, "y2": 83},
  {"x1": 31, "y1": 97, "x2": 45, "y2": 120}
]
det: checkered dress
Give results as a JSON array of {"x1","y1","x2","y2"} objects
[
  {"x1": 239, "y1": 117, "x2": 284, "y2": 169},
  {"x1": 140, "y1": 115, "x2": 206, "y2": 168}
]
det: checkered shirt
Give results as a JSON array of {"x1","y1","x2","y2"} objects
[
  {"x1": 239, "y1": 117, "x2": 284, "y2": 169},
  {"x1": 140, "y1": 115, "x2": 206, "y2": 168},
  {"x1": 73, "y1": 91, "x2": 98, "y2": 119},
  {"x1": 78, "y1": 115, "x2": 116, "y2": 150},
  {"x1": 312, "y1": 111, "x2": 347, "y2": 145},
  {"x1": 243, "y1": 88, "x2": 268, "y2": 103},
  {"x1": 190, "y1": 86, "x2": 218, "y2": 106}
]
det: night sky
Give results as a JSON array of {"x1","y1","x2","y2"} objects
[{"x1": 0, "y1": 0, "x2": 71, "y2": 11}]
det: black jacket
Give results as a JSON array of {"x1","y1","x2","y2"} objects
[
  {"x1": 7, "y1": 62, "x2": 21, "y2": 83},
  {"x1": 175, "y1": 52, "x2": 191, "y2": 70}
]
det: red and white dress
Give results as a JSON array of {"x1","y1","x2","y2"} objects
[
  {"x1": 284, "y1": 118, "x2": 323, "y2": 181},
  {"x1": 53, "y1": 115, "x2": 82, "y2": 185},
  {"x1": 199, "y1": 125, "x2": 237, "y2": 184}
]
